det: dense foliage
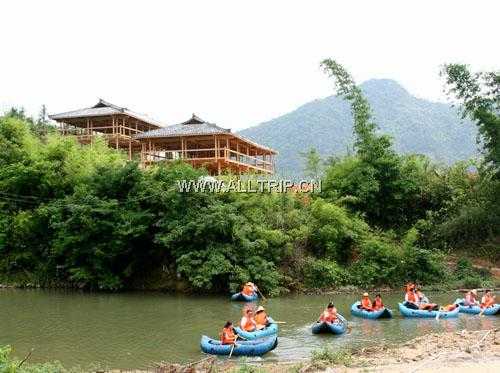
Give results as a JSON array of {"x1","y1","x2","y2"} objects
[{"x1": 0, "y1": 62, "x2": 497, "y2": 294}]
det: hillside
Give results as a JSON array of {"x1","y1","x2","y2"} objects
[{"x1": 240, "y1": 79, "x2": 478, "y2": 177}]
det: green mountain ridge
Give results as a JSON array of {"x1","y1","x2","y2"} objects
[{"x1": 240, "y1": 79, "x2": 478, "y2": 177}]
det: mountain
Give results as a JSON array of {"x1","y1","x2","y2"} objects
[{"x1": 240, "y1": 79, "x2": 478, "y2": 177}]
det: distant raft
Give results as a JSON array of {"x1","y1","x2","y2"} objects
[
  {"x1": 200, "y1": 335, "x2": 277, "y2": 356},
  {"x1": 235, "y1": 318, "x2": 278, "y2": 340},
  {"x1": 350, "y1": 302, "x2": 393, "y2": 319},
  {"x1": 230, "y1": 292, "x2": 258, "y2": 302},
  {"x1": 455, "y1": 298, "x2": 500, "y2": 315},
  {"x1": 398, "y1": 302, "x2": 459, "y2": 318},
  {"x1": 311, "y1": 315, "x2": 347, "y2": 335}
]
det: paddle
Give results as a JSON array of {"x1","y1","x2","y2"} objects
[
  {"x1": 228, "y1": 335, "x2": 239, "y2": 358},
  {"x1": 435, "y1": 309, "x2": 441, "y2": 320},
  {"x1": 270, "y1": 321, "x2": 286, "y2": 324},
  {"x1": 478, "y1": 307, "x2": 486, "y2": 317},
  {"x1": 256, "y1": 287, "x2": 267, "y2": 302}
]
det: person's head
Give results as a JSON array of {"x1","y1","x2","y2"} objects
[
  {"x1": 256, "y1": 306, "x2": 265, "y2": 314},
  {"x1": 485, "y1": 289, "x2": 491, "y2": 295},
  {"x1": 472, "y1": 289, "x2": 478, "y2": 296},
  {"x1": 375, "y1": 294, "x2": 381, "y2": 299},
  {"x1": 327, "y1": 302, "x2": 334, "y2": 309},
  {"x1": 224, "y1": 321, "x2": 233, "y2": 328},
  {"x1": 363, "y1": 292, "x2": 369, "y2": 298},
  {"x1": 245, "y1": 308, "x2": 254, "y2": 316}
]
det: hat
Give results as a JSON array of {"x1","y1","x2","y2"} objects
[
  {"x1": 256, "y1": 306, "x2": 265, "y2": 313},
  {"x1": 472, "y1": 289, "x2": 478, "y2": 295},
  {"x1": 363, "y1": 292, "x2": 369, "y2": 297}
]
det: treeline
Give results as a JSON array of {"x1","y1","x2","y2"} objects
[{"x1": 0, "y1": 62, "x2": 498, "y2": 293}]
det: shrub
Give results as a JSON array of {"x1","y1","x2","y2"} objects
[{"x1": 302, "y1": 258, "x2": 349, "y2": 288}]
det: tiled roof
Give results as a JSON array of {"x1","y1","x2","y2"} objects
[
  {"x1": 49, "y1": 99, "x2": 163, "y2": 128},
  {"x1": 135, "y1": 114, "x2": 231, "y2": 139}
]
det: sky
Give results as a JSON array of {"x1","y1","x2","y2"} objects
[{"x1": 1, "y1": 0, "x2": 498, "y2": 130}]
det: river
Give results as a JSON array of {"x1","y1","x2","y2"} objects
[{"x1": 1, "y1": 289, "x2": 498, "y2": 369}]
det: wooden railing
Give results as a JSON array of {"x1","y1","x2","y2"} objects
[{"x1": 143, "y1": 148, "x2": 273, "y2": 172}]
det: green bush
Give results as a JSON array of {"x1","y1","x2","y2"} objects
[{"x1": 302, "y1": 258, "x2": 349, "y2": 288}]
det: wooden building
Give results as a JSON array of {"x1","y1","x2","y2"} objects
[
  {"x1": 135, "y1": 114, "x2": 276, "y2": 175},
  {"x1": 49, "y1": 99, "x2": 163, "y2": 159},
  {"x1": 50, "y1": 100, "x2": 276, "y2": 175}
]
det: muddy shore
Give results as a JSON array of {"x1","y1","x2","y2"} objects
[{"x1": 137, "y1": 328, "x2": 500, "y2": 373}]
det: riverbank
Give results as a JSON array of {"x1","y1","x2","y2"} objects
[{"x1": 151, "y1": 328, "x2": 499, "y2": 372}]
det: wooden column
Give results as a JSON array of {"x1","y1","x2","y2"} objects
[{"x1": 214, "y1": 135, "x2": 218, "y2": 160}]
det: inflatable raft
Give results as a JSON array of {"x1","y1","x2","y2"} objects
[
  {"x1": 230, "y1": 292, "x2": 258, "y2": 302},
  {"x1": 200, "y1": 335, "x2": 277, "y2": 356},
  {"x1": 455, "y1": 298, "x2": 500, "y2": 315},
  {"x1": 235, "y1": 318, "x2": 278, "y2": 340},
  {"x1": 398, "y1": 302, "x2": 459, "y2": 318},
  {"x1": 311, "y1": 315, "x2": 347, "y2": 335},
  {"x1": 350, "y1": 302, "x2": 393, "y2": 319}
]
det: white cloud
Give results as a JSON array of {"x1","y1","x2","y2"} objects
[{"x1": 1, "y1": 0, "x2": 498, "y2": 129}]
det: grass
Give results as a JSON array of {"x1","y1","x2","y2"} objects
[{"x1": 310, "y1": 346, "x2": 353, "y2": 368}]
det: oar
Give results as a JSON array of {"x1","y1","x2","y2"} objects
[
  {"x1": 228, "y1": 335, "x2": 239, "y2": 358},
  {"x1": 257, "y1": 288, "x2": 267, "y2": 302},
  {"x1": 479, "y1": 307, "x2": 486, "y2": 317},
  {"x1": 270, "y1": 321, "x2": 286, "y2": 324},
  {"x1": 435, "y1": 309, "x2": 441, "y2": 320}
]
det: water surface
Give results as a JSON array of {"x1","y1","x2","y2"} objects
[{"x1": 1, "y1": 289, "x2": 498, "y2": 369}]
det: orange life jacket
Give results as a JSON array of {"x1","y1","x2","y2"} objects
[
  {"x1": 373, "y1": 298, "x2": 384, "y2": 310},
  {"x1": 442, "y1": 304, "x2": 457, "y2": 312},
  {"x1": 361, "y1": 297, "x2": 373, "y2": 310},
  {"x1": 242, "y1": 285, "x2": 254, "y2": 296},
  {"x1": 320, "y1": 309, "x2": 337, "y2": 323},
  {"x1": 240, "y1": 316, "x2": 256, "y2": 331},
  {"x1": 255, "y1": 311, "x2": 268, "y2": 327},
  {"x1": 481, "y1": 294, "x2": 495, "y2": 308},
  {"x1": 220, "y1": 327, "x2": 236, "y2": 344},
  {"x1": 405, "y1": 291, "x2": 418, "y2": 303}
]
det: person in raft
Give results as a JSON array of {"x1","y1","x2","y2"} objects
[
  {"x1": 220, "y1": 321, "x2": 237, "y2": 345},
  {"x1": 404, "y1": 283, "x2": 438, "y2": 311},
  {"x1": 360, "y1": 292, "x2": 373, "y2": 311},
  {"x1": 319, "y1": 302, "x2": 338, "y2": 323},
  {"x1": 404, "y1": 283, "x2": 420, "y2": 309},
  {"x1": 464, "y1": 289, "x2": 479, "y2": 306},
  {"x1": 415, "y1": 287, "x2": 430, "y2": 304},
  {"x1": 372, "y1": 294, "x2": 385, "y2": 310},
  {"x1": 240, "y1": 307, "x2": 257, "y2": 332},
  {"x1": 242, "y1": 282, "x2": 258, "y2": 297},
  {"x1": 481, "y1": 290, "x2": 496, "y2": 309},
  {"x1": 255, "y1": 306, "x2": 270, "y2": 330}
]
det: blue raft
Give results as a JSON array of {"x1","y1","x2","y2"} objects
[
  {"x1": 235, "y1": 318, "x2": 278, "y2": 340},
  {"x1": 231, "y1": 292, "x2": 258, "y2": 302},
  {"x1": 455, "y1": 298, "x2": 500, "y2": 315},
  {"x1": 200, "y1": 335, "x2": 277, "y2": 356},
  {"x1": 311, "y1": 315, "x2": 347, "y2": 335},
  {"x1": 398, "y1": 302, "x2": 459, "y2": 318},
  {"x1": 350, "y1": 302, "x2": 393, "y2": 319}
]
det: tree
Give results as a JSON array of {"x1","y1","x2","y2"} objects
[
  {"x1": 320, "y1": 59, "x2": 414, "y2": 227},
  {"x1": 442, "y1": 64, "x2": 500, "y2": 177},
  {"x1": 301, "y1": 148, "x2": 322, "y2": 179}
]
